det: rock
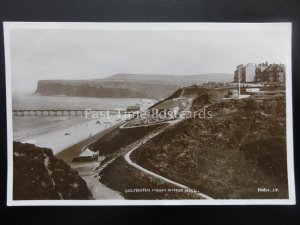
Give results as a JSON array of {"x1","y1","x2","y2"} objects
[{"x1": 13, "y1": 142, "x2": 92, "y2": 200}]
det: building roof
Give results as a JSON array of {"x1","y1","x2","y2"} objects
[
  {"x1": 79, "y1": 148, "x2": 96, "y2": 157},
  {"x1": 265, "y1": 64, "x2": 284, "y2": 72},
  {"x1": 127, "y1": 105, "x2": 140, "y2": 110}
]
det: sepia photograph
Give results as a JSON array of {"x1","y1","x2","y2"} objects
[{"x1": 4, "y1": 22, "x2": 295, "y2": 205}]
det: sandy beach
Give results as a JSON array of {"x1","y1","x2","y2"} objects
[
  {"x1": 13, "y1": 114, "x2": 129, "y2": 155},
  {"x1": 55, "y1": 122, "x2": 126, "y2": 199},
  {"x1": 11, "y1": 95, "x2": 155, "y2": 199},
  {"x1": 12, "y1": 94, "x2": 156, "y2": 155}
]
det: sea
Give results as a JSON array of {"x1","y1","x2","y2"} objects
[
  {"x1": 12, "y1": 92, "x2": 155, "y2": 111},
  {"x1": 12, "y1": 92, "x2": 156, "y2": 144},
  {"x1": 11, "y1": 92, "x2": 156, "y2": 197}
]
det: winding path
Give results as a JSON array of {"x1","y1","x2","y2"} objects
[
  {"x1": 72, "y1": 95, "x2": 214, "y2": 200},
  {"x1": 124, "y1": 143, "x2": 213, "y2": 199},
  {"x1": 121, "y1": 98, "x2": 213, "y2": 200}
]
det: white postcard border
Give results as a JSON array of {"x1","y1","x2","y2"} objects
[{"x1": 4, "y1": 22, "x2": 295, "y2": 206}]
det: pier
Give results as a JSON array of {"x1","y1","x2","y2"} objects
[{"x1": 12, "y1": 109, "x2": 126, "y2": 116}]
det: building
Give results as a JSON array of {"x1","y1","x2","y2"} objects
[
  {"x1": 255, "y1": 62, "x2": 285, "y2": 82},
  {"x1": 225, "y1": 89, "x2": 239, "y2": 99},
  {"x1": 126, "y1": 105, "x2": 140, "y2": 112},
  {"x1": 234, "y1": 64, "x2": 244, "y2": 82},
  {"x1": 234, "y1": 63, "x2": 255, "y2": 83},
  {"x1": 244, "y1": 63, "x2": 256, "y2": 82},
  {"x1": 72, "y1": 148, "x2": 99, "y2": 162},
  {"x1": 234, "y1": 62, "x2": 285, "y2": 83}
]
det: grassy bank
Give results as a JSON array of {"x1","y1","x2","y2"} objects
[
  {"x1": 100, "y1": 156, "x2": 203, "y2": 200},
  {"x1": 131, "y1": 92, "x2": 288, "y2": 199},
  {"x1": 90, "y1": 124, "x2": 165, "y2": 156}
]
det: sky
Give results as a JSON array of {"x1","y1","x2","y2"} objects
[{"x1": 6, "y1": 23, "x2": 291, "y2": 92}]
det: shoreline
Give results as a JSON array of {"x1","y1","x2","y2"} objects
[
  {"x1": 56, "y1": 121, "x2": 125, "y2": 199},
  {"x1": 13, "y1": 114, "x2": 127, "y2": 155},
  {"x1": 14, "y1": 115, "x2": 126, "y2": 199}
]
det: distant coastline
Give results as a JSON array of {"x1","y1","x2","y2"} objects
[{"x1": 33, "y1": 73, "x2": 233, "y2": 99}]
